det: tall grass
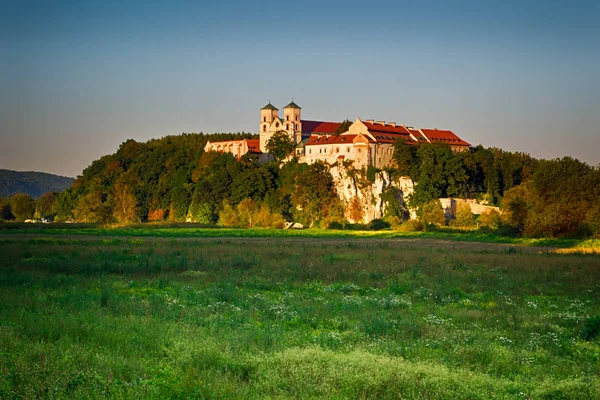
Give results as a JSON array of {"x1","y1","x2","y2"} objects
[{"x1": 0, "y1": 232, "x2": 599, "y2": 398}]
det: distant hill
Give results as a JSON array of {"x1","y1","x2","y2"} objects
[{"x1": 0, "y1": 169, "x2": 75, "y2": 199}]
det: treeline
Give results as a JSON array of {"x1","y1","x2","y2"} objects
[
  {"x1": 393, "y1": 140, "x2": 535, "y2": 205},
  {"x1": 2, "y1": 131, "x2": 598, "y2": 239},
  {"x1": 393, "y1": 140, "x2": 600, "y2": 237},
  {"x1": 7, "y1": 132, "x2": 344, "y2": 228},
  {"x1": 0, "y1": 192, "x2": 57, "y2": 221}
]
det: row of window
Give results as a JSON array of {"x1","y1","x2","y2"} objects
[
  {"x1": 306, "y1": 147, "x2": 362, "y2": 155},
  {"x1": 262, "y1": 122, "x2": 297, "y2": 132},
  {"x1": 262, "y1": 115, "x2": 299, "y2": 122}
]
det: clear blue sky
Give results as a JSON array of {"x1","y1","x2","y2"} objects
[{"x1": 1, "y1": 0, "x2": 599, "y2": 177}]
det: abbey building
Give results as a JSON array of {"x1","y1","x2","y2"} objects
[{"x1": 204, "y1": 101, "x2": 471, "y2": 168}]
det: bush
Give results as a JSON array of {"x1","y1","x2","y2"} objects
[
  {"x1": 478, "y1": 209, "x2": 502, "y2": 230},
  {"x1": 451, "y1": 202, "x2": 475, "y2": 228},
  {"x1": 368, "y1": 218, "x2": 389, "y2": 231},
  {"x1": 581, "y1": 315, "x2": 600, "y2": 341},
  {"x1": 419, "y1": 200, "x2": 445, "y2": 227},
  {"x1": 395, "y1": 219, "x2": 425, "y2": 232},
  {"x1": 385, "y1": 215, "x2": 403, "y2": 230}
]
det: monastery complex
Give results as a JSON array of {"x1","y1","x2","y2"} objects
[{"x1": 204, "y1": 101, "x2": 471, "y2": 168}]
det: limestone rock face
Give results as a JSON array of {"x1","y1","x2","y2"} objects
[{"x1": 329, "y1": 164, "x2": 414, "y2": 223}]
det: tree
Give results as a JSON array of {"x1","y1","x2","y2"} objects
[
  {"x1": 380, "y1": 185, "x2": 409, "y2": 222},
  {"x1": 0, "y1": 203, "x2": 14, "y2": 220},
  {"x1": 9, "y1": 193, "x2": 35, "y2": 220},
  {"x1": 54, "y1": 189, "x2": 78, "y2": 221},
  {"x1": 73, "y1": 191, "x2": 106, "y2": 223},
  {"x1": 478, "y1": 209, "x2": 502, "y2": 229},
  {"x1": 500, "y1": 184, "x2": 530, "y2": 235},
  {"x1": 419, "y1": 200, "x2": 445, "y2": 227},
  {"x1": 292, "y1": 162, "x2": 339, "y2": 225},
  {"x1": 266, "y1": 131, "x2": 296, "y2": 162},
  {"x1": 451, "y1": 202, "x2": 475, "y2": 227},
  {"x1": 392, "y1": 139, "x2": 417, "y2": 177},
  {"x1": 334, "y1": 119, "x2": 353, "y2": 135},
  {"x1": 112, "y1": 183, "x2": 138, "y2": 223},
  {"x1": 36, "y1": 192, "x2": 57, "y2": 219}
]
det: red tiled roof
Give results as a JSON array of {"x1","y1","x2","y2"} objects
[
  {"x1": 362, "y1": 122, "x2": 412, "y2": 135},
  {"x1": 246, "y1": 139, "x2": 261, "y2": 153},
  {"x1": 420, "y1": 129, "x2": 470, "y2": 146},
  {"x1": 304, "y1": 134, "x2": 366, "y2": 146},
  {"x1": 408, "y1": 129, "x2": 429, "y2": 143},
  {"x1": 361, "y1": 122, "x2": 416, "y2": 144},
  {"x1": 301, "y1": 120, "x2": 340, "y2": 135}
]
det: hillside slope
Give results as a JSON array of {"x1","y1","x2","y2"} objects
[{"x1": 0, "y1": 169, "x2": 75, "y2": 198}]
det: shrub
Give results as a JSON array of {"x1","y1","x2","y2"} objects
[
  {"x1": 581, "y1": 315, "x2": 600, "y2": 340},
  {"x1": 147, "y1": 208, "x2": 166, "y2": 222},
  {"x1": 478, "y1": 209, "x2": 502, "y2": 229},
  {"x1": 219, "y1": 202, "x2": 239, "y2": 227},
  {"x1": 395, "y1": 219, "x2": 425, "y2": 232},
  {"x1": 368, "y1": 218, "x2": 389, "y2": 231},
  {"x1": 385, "y1": 215, "x2": 403, "y2": 230},
  {"x1": 419, "y1": 200, "x2": 445, "y2": 227},
  {"x1": 451, "y1": 202, "x2": 475, "y2": 228}
]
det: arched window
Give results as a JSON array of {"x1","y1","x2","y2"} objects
[
  {"x1": 286, "y1": 124, "x2": 289, "y2": 130},
  {"x1": 275, "y1": 122, "x2": 279, "y2": 128},
  {"x1": 263, "y1": 116, "x2": 266, "y2": 122},
  {"x1": 286, "y1": 116, "x2": 289, "y2": 121},
  {"x1": 263, "y1": 125, "x2": 266, "y2": 132}
]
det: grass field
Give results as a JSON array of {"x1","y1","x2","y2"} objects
[{"x1": 1, "y1": 226, "x2": 599, "y2": 398}]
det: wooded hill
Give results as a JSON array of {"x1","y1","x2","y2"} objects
[
  {"x1": 2, "y1": 131, "x2": 598, "y2": 239},
  {"x1": 0, "y1": 169, "x2": 74, "y2": 198}
]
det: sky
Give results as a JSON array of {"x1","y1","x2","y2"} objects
[{"x1": 1, "y1": 0, "x2": 599, "y2": 177}]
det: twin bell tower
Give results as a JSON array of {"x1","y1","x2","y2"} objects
[{"x1": 259, "y1": 101, "x2": 302, "y2": 153}]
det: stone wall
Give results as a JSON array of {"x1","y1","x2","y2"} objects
[{"x1": 439, "y1": 198, "x2": 500, "y2": 219}]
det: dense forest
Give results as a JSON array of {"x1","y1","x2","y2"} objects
[
  {"x1": 1, "y1": 132, "x2": 598, "y2": 238},
  {"x1": 0, "y1": 169, "x2": 74, "y2": 198}
]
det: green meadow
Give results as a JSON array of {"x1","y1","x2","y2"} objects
[{"x1": 1, "y1": 226, "x2": 599, "y2": 398}]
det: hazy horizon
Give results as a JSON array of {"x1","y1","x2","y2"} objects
[{"x1": 2, "y1": 0, "x2": 599, "y2": 177}]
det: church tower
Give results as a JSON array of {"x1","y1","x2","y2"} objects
[
  {"x1": 259, "y1": 102, "x2": 280, "y2": 153},
  {"x1": 259, "y1": 100, "x2": 303, "y2": 154},
  {"x1": 283, "y1": 101, "x2": 302, "y2": 144},
  {"x1": 260, "y1": 102, "x2": 278, "y2": 133}
]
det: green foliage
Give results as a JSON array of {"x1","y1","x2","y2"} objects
[
  {"x1": 478, "y1": 209, "x2": 502, "y2": 230},
  {"x1": 498, "y1": 158, "x2": 600, "y2": 238},
  {"x1": 419, "y1": 199, "x2": 446, "y2": 227},
  {"x1": 451, "y1": 202, "x2": 475, "y2": 228},
  {"x1": 36, "y1": 192, "x2": 57, "y2": 219},
  {"x1": 73, "y1": 191, "x2": 109, "y2": 223},
  {"x1": 54, "y1": 188, "x2": 78, "y2": 221},
  {"x1": 0, "y1": 202, "x2": 14, "y2": 220},
  {"x1": 368, "y1": 218, "x2": 388, "y2": 230},
  {"x1": 218, "y1": 199, "x2": 284, "y2": 228},
  {"x1": 366, "y1": 165, "x2": 377, "y2": 182},
  {"x1": 581, "y1": 315, "x2": 600, "y2": 341},
  {"x1": 290, "y1": 162, "x2": 340, "y2": 226},
  {"x1": 265, "y1": 130, "x2": 296, "y2": 162},
  {"x1": 408, "y1": 143, "x2": 467, "y2": 208},
  {"x1": 8, "y1": 193, "x2": 35, "y2": 220},
  {"x1": 394, "y1": 219, "x2": 426, "y2": 232},
  {"x1": 334, "y1": 119, "x2": 353, "y2": 135},
  {"x1": 187, "y1": 202, "x2": 213, "y2": 224},
  {"x1": 70, "y1": 132, "x2": 256, "y2": 223},
  {"x1": 392, "y1": 138, "x2": 418, "y2": 178}
]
